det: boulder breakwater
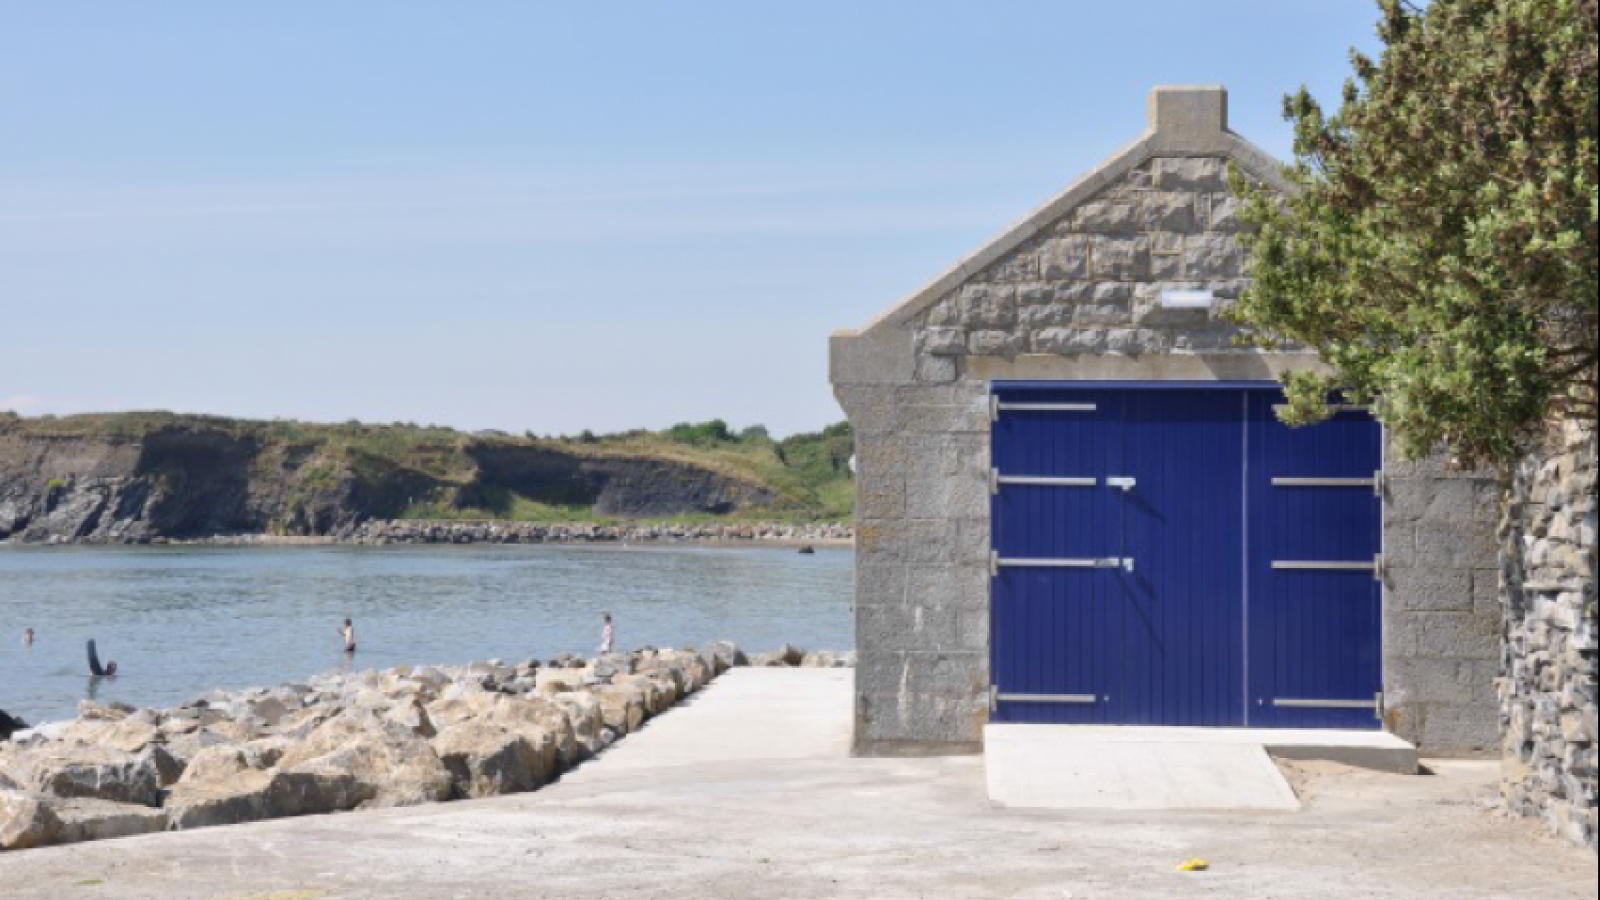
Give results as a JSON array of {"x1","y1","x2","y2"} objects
[
  {"x1": 1, "y1": 644, "x2": 854, "y2": 852},
  {"x1": 19, "y1": 520, "x2": 856, "y2": 547},
  {"x1": 302, "y1": 519, "x2": 849, "y2": 546}
]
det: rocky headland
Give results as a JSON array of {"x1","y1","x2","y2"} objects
[
  {"x1": 0, "y1": 643, "x2": 855, "y2": 852},
  {"x1": 0, "y1": 413, "x2": 855, "y2": 545}
]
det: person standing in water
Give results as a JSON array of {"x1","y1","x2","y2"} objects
[
  {"x1": 341, "y1": 618, "x2": 357, "y2": 654},
  {"x1": 599, "y1": 613, "x2": 615, "y2": 654},
  {"x1": 22, "y1": 628, "x2": 34, "y2": 647}
]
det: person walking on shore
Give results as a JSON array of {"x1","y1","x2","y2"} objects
[
  {"x1": 599, "y1": 613, "x2": 615, "y2": 654},
  {"x1": 341, "y1": 618, "x2": 357, "y2": 654}
]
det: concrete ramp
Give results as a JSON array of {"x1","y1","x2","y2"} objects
[
  {"x1": 986, "y1": 725, "x2": 1301, "y2": 812},
  {"x1": 985, "y1": 725, "x2": 1419, "y2": 812},
  {"x1": 562, "y1": 667, "x2": 854, "y2": 783}
]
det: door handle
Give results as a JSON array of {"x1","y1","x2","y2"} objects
[{"x1": 1106, "y1": 476, "x2": 1137, "y2": 491}]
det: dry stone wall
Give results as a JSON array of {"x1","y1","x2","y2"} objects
[{"x1": 1499, "y1": 421, "x2": 1598, "y2": 851}]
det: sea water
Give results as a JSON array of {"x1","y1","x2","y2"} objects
[{"x1": 0, "y1": 543, "x2": 854, "y2": 724}]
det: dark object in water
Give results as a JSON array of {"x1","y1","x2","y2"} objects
[
  {"x1": 798, "y1": 545, "x2": 817, "y2": 555},
  {"x1": 87, "y1": 639, "x2": 117, "y2": 677},
  {"x1": 0, "y1": 708, "x2": 26, "y2": 741}
]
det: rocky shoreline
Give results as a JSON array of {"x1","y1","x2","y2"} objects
[
  {"x1": 7, "y1": 521, "x2": 856, "y2": 548},
  {"x1": 1, "y1": 643, "x2": 855, "y2": 852}
]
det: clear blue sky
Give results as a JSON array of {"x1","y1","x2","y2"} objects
[{"x1": 0, "y1": 2, "x2": 1384, "y2": 437}]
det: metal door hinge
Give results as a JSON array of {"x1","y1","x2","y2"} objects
[
  {"x1": 1272, "y1": 477, "x2": 1377, "y2": 489},
  {"x1": 1272, "y1": 560, "x2": 1377, "y2": 572},
  {"x1": 1274, "y1": 697, "x2": 1382, "y2": 711},
  {"x1": 995, "y1": 693, "x2": 1098, "y2": 706},
  {"x1": 994, "y1": 556, "x2": 1131, "y2": 572},
  {"x1": 993, "y1": 400, "x2": 1098, "y2": 418},
  {"x1": 992, "y1": 471, "x2": 1099, "y2": 493}
]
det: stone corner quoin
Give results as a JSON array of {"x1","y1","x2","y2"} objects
[{"x1": 829, "y1": 84, "x2": 1505, "y2": 762}]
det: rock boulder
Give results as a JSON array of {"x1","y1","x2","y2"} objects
[
  {"x1": 5, "y1": 745, "x2": 172, "y2": 808},
  {"x1": 1, "y1": 790, "x2": 61, "y2": 851},
  {"x1": 432, "y1": 723, "x2": 541, "y2": 799}
]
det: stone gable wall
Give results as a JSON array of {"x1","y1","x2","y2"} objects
[{"x1": 908, "y1": 155, "x2": 1253, "y2": 385}]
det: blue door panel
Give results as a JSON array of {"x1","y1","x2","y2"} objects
[
  {"x1": 1119, "y1": 390, "x2": 1245, "y2": 727},
  {"x1": 1247, "y1": 394, "x2": 1383, "y2": 729},
  {"x1": 991, "y1": 388, "x2": 1122, "y2": 724}
]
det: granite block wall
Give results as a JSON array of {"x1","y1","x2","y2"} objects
[{"x1": 1382, "y1": 453, "x2": 1503, "y2": 755}]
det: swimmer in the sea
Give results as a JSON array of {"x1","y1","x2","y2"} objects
[{"x1": 87, "y1": 639, "x2": 118, "y2": 677}]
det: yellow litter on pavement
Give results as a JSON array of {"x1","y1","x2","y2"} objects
[{"x1": 1178, "y1": 858, "x2": 1211, "y2": 872}]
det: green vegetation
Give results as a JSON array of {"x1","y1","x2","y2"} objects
[
  {"x1": 542, "y1": 419, "x2": 857, "y2": 521},
  {"x1": 1233, "y1": 0, "x2": 1597, "y2": 466}
]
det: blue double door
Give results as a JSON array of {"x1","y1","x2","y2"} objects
[{"x1": 990, "y1": 384, "x2": 1383, "y2": 730}]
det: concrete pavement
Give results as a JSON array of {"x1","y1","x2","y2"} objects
[{"x1": 0, "y1": 669, "x2": 1594, "y2": 899}]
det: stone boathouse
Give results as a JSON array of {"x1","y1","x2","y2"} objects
[{"x1": 830, "y1": 86, "x2": 1504, "y2": 759}]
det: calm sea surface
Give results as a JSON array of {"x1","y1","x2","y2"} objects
[{"x1": 0, "y1": 544, "x2": 854, "y2": 725}]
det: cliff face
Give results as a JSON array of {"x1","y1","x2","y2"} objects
[
  {"x1": 0, "y1": 427, "x2": 363, "y2": 542},
  {"x1": 0, "y1": 418, "x2": 778, "y2": 543}
]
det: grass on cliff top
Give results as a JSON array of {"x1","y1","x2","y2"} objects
[
  {"x1": 414, "y1": 420, "x2": 856, "y2": 520},
  {"x1": 2, "y1": 412, "x2": 856, "y2": 521},
  {"x1": 558, "y1": 420, "x2": 854, "y2": 518}
]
